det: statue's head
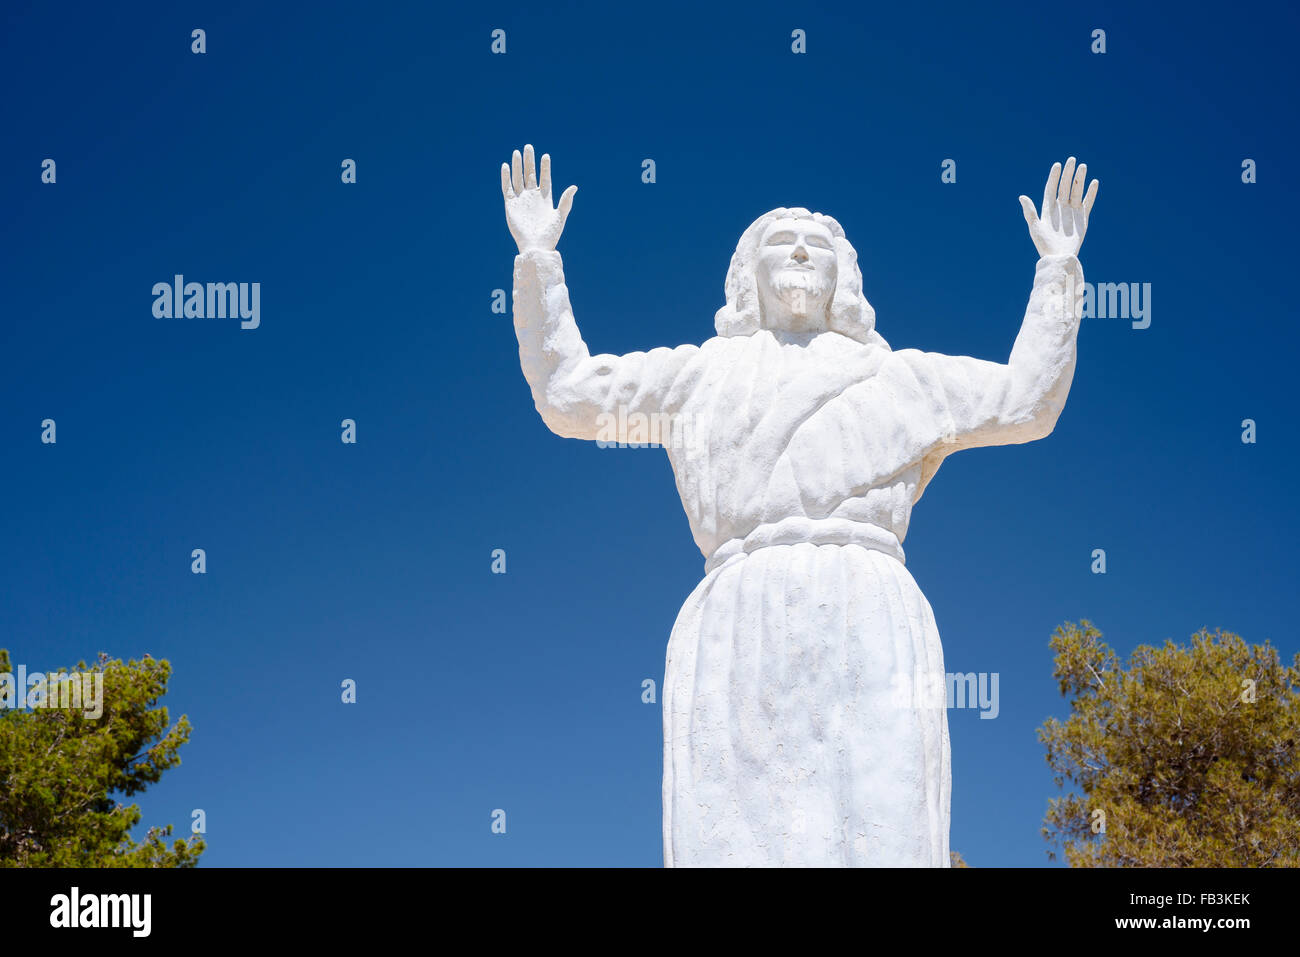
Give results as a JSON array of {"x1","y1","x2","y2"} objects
[{"x1": 714, "y1": 208, "x2": 888, "y2": 348}]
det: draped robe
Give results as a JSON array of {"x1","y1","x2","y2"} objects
[{"x1": 512, "y1": 247, "x2": 1083, "y2": 866}]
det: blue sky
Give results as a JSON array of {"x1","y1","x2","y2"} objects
[{"x1": 2, "y1": 0, "x2": 1296, "y2": 866}]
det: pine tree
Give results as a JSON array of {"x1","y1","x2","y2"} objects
[
  {"x1": 1039, "y1": 621, "x2": 1300, "y2": 866},
  {"x1": 0, "y1": 648, "x2": 204, "y2": 866}
]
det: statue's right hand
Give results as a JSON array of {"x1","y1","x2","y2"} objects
[{"x1": 502, "y1": 144, "x2": 577, "y2": 254}]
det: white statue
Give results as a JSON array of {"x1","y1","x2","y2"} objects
[{"x1": 501, "y1": 145, "x2": 1098, "y2": 867}]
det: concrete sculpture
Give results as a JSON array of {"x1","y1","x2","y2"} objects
[{"x1": 501, "y1": 145, "x2": 1098, "y2": 866}]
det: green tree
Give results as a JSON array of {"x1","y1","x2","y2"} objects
[
  {"x1": 1039, "y1": 621, "x2": 1300, "y2": 867},
  {"x1": 0, "y1": 648, "x2": 204, "y2": 867}
]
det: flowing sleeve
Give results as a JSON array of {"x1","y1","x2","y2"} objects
[
  {"x1": 893, "y1": 252, "x2": 1084, "y2": 455},
  {"x1": 513, "y1": 249, "x2": 705, "y2": 441}
]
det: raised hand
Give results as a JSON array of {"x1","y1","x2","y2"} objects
[
  {"x1": 1019, "y1": 157, "x2": 1099, "y2": 258},
  {"x1": 501, "y1": 144, "x2": 577, "y2": 254}
]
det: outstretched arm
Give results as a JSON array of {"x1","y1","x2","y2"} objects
[
  {"x1": 898, "y1": 157, "x2": 1099, "y2": 450},
  {"x1": 503, "y1": 145, "x2": 701, "y2": 441}
]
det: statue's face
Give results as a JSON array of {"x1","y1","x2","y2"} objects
[{"x1": 755, "y1": 218, "x2": 838, "y2": 332}]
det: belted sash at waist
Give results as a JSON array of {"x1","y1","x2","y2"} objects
[{"x1": 704, "y1": 517, "x2": 906, "y2": 575}]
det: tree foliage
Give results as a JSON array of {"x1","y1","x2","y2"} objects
[
  {"x1": 1039, "y1": 621, "x2": 1300, "y2": 866},
  {"x1": 0, "y1": 648, "x2": 204, "y2": 867}
]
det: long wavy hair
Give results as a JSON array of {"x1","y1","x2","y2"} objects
[{"x1": 713, "y1": 207, "x2": 889, "y2": 349}]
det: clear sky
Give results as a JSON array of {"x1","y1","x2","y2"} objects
[{"x1": 2, "y1": 0, "x2": 1296, "y2": 866}]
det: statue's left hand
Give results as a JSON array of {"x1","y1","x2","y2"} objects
[{"x1": 1019, "y1": 157, "x2": 1098, "y2": 258}]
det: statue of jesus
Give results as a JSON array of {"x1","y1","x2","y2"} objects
[{"x1": 501, "y1": 145, "x2": 1098, "y2": 867}]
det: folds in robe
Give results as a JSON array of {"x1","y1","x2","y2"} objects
[{"x1": 513, "y1": 249, "x2": 1082, "y2": 565}]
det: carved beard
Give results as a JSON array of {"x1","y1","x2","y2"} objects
[{"x1": 769, "y1": 268, "x2": 834, "y2": 321}]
